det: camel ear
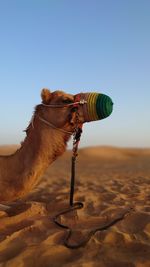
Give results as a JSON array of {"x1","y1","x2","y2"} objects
[{"x1": 41, "y1": 88, "x2": 52, "y2": 104}]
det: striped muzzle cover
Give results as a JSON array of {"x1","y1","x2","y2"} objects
[{"x1": 75, "y1": 93, "x2": 113, "y2": 122}]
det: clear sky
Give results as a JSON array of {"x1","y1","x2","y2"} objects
[{"x1": 0, "y1": 0, "x2": 149, "y2": 148}]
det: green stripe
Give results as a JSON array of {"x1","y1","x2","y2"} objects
[
  {"x1": 102, "y1": 95, "x2": 108, "y2": 118},
  {"x1": 96, "y1": 94, "x2": 113, "y2": 119},
  {"x1": 93, "y1": 94, "x2": 99, "y2": 120}
]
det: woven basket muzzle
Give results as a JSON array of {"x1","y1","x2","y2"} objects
[{"x1": 77, "y1": 93, "x2": 113, "y2": 122}]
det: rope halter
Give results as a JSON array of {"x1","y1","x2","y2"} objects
[{"x1": 34, "y1": 94, "x2": 87, "y2": 135}]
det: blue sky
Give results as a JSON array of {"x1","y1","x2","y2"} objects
[{"x1": 0, "y1": 0, "x2": 149, "y2": 147}]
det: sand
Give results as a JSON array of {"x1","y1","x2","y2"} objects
[{"x1": 0, "y1": 145, "x2": 150, "y2": 267}]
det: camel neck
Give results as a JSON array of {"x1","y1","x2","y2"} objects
[
  {"x1": 0, "y1": 117, "x2": 71, "y2": 201},
  {"x1": 18, "y1": 116, "x2": 70, "y2": 173}
]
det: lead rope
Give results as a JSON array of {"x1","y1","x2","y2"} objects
[
  {"x1": 70, "y1": 124, "x2": 83, "y2": 206},
  {"x1": 53, "y1": 113, "x2": 133, "y2": 249},
  {"x1": 53, "y1": 121, "x2": 85, "y2": 248}
]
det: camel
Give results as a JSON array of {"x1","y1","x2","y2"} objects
[{"x1": 0, "y1": 89, "x2": 84, "y2": 203}]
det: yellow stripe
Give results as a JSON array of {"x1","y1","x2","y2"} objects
[
  {"x1": 93, "y1": 94, "x2": 99, "y2": 120},
  {"x1": 91, "y1": 94, "x2": 96, "y2": 120},
  {"x1": 89, "y1": 93, "x2": 95, "y2": 120},
  {"x1": 87, "y1": 94, "x2": 91, "y2": 121},
  {"x1": 88, "y1": 93, "x2": 99, "y2": 121}
]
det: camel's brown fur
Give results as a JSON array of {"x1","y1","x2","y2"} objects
[{"x1": 0, "y1": 89, "x2": 84, "y2": 202}]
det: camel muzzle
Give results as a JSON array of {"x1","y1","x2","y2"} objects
[{"x1": 74, "y1": 93, "x2": 113, "y2": 122}]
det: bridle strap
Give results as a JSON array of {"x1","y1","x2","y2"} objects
[
  {"x1": 36, "y1": 115, "x2": 73, "y2": 135},
  {"x1": 41, "y1": 99, "x2": 87, "y2": 108}
]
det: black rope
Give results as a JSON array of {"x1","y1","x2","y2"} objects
[
  {"x1": 69, "y1": 126, "x2": 82, "y2": 206},
  {"x1": 54, "y1": 205, "x2": 132, "y2": 249},
  {"x1": 69, "y1": 156, "x2": 76, "y2": 206},
  {"x1": 53, "y1": 124, "x2": 133, "y2": 249}
]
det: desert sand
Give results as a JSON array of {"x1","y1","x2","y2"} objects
[{"x1": 0, "y1": 145, "x2": 150, "y2": 267}]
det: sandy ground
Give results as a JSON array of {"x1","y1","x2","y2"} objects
[{"x1": 0, "y1": 145, "x2": 150, "y2": 267}]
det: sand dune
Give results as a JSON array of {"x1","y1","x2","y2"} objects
[
  {"x1": 0, "y1": 145, "x2": 150, "y2": 266},
  {"x1": 0, "y1": 145, "x2": 20, "y2": 155},
  {"x1": 80, "y1": 146, "x2": 150, "y2": 159}
]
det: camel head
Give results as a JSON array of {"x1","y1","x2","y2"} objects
[
  {"x1": 34, "y1": 88, "x2": 113, "y2": 136},
  {"x1": 39, "y1": 89, "x2": 81, "y2": 133}
]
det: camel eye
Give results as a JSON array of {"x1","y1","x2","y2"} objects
[{"x1": 62, "y1": 98, "x2": 73, "y2": 104}]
